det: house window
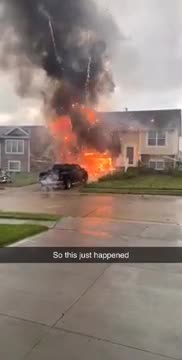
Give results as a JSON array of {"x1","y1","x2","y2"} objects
[
  {"x1": 5, "y1": 140, "x2": 24, "y2": 154},
  {"x1": 8, "y1": 160, "x2": 21, "y2": 172},
  {"x1": 148, "y1": 130, "x2": 166, "y2": 146},
  {"x1": 149, "y1": 160, "x2": 165, "y2": 170}
]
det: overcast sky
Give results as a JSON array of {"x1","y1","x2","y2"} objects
[{"x1": 1, "y1": 0, "x2": 182, "y2": 124}]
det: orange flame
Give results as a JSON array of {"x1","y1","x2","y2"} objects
[
  {"x1": 49, "y1": 107, "x2": 114, "y2": 180},
  {"x1": 79, "y1": 151, "x2": 113, "y2": 180},
  {"x1": 81, "y1": 107, "x2": 97, "y2": 124}
]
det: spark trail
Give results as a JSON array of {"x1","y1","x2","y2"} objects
[
  {"x1": 39, "y1": 4, "x2": 62, "y2": 67},
  {"x1": 85, "y1": 56, "x2": 92, "y2": 102}
]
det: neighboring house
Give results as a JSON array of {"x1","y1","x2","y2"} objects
[
  {"x1": 0, "y1": 125, "x2": 53, "y2": 173},
  {"x1": 0, "y1": 127, "x2": 31, "y2": 172},
  {"x1": 99, "y1": 109, "x2": 182, "y2": 170}
]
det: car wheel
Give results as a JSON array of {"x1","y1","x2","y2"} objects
[{"x1": 64, "y1": 179, "x2": 72, "y2": 190}]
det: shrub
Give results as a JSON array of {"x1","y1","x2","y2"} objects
[
  {"x1": 170, "y1": 169, "x2": 182, "y2": 177},
  {"x1": 158, "y1": 168, "x2": 182, "y2": 176},
  {"x1": 138, "y1": 167, "x2": 157, "y2": 175},
  {"x1": 162, "y1": 168, "x2": 174, "y2": 176},
  {"x1": 123, "y1": 167, "x2": 139, "y2": 179},
  {"x1": 98, "y1": 169, "x2": 124, "y2": 182}
]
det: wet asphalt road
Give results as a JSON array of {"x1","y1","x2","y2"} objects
[
  {"x1": 1, "y1": 184, "x2": 182, "y2": 224},
  {"x1": 1, "y1": 186, "x2": 182, "y2": 359}
]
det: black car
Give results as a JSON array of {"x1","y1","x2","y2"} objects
[{"x1": 39, "y1": 164, "x2": 88, "y2": 190}]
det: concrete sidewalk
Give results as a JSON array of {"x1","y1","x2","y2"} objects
[{"x1": 0, "y1": 216, "x2": 182, "y2": 359}]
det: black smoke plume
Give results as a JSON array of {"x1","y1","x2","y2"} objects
[{"x1": 0, "y1": 0, "x2": 121, "y2": 155}]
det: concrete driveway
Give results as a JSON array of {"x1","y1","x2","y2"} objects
[{"x1": 1, "y1": 187, "x2": 182, "y2": 359}]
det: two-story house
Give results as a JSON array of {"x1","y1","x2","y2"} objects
[
  {"x1": 100, "y1": 109, "x2": 182, "y2": 170},
  {"x1": 0, "y1": 125, "x2": 53, "y2": 173},
  {"x1": 0, "y1": 127, "x2": 31, "y2": 172}
]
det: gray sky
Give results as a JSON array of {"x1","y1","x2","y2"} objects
[
  {"x1": 1, "y1": 0, "x2": 182, "y2": 124},
  {"x1": 107, "y1": 0, "x2": 182, "y2": 111}
]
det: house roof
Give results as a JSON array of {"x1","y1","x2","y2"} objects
[
  {"x1": 98, "y1": 109, "x2": 182, "y2": 134},
  {"x1": 0, "y1": 126, "x2": 32, "y2": 137},
  {"x1": 0, "y1": 127, "x2": 7, "y2": 137},
  {"x1": 0, "y1": 109, "x2": 181, "y2": 137}
]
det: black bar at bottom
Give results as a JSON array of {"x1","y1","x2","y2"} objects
[{"x1": 0, "y1": 247, "x2": 182, "y2": 263}]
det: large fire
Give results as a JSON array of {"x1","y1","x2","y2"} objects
[
  {"x1": 79, "y1": 151, "x2": 113, "y2": 180},
  {"x1": 49, "y1": 106, "x2": 114, "y2": 180}
]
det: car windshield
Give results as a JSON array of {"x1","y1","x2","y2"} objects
[{"x1": 52, "y1": 164, "x2": 73, "y2": 171}]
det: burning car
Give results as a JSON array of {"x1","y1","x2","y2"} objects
[{"x1": 39, "y1": 163, "x2": 88, "y2": 190}]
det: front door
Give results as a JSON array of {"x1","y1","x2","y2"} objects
[{"x1": 126, "y1": 146, "x2": 134, "y2": 165}]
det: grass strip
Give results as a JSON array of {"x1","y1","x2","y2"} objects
[{"x1": 0, "y1": 224, "x2": 48, "y2": 247}]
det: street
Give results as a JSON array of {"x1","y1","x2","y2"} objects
[
  {"x1": 1, "y1": 185, "x2": 182, "y2": 223},
  {"x1": 0, "y1": 187, "x2": 182, "y2": 359}
]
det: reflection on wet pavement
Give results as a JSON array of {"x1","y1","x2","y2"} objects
[
  {"x1": 1, "y1": 187, "x2": 182, "y2": 359},
  {"x1": 1, "y1": 187, "x2": 182, "y2": 224}
]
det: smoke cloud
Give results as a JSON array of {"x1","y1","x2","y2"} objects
[
  {"x1": 0, "y1": 0, "x2": 121, "y2": 109},
  {"x1": 0, "y1": 0, "x2": 122, "y2": 154}
]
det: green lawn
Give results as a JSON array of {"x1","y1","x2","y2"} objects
[
  {"x1": 83, "y1": 175, "x2": 182, "y2": 195},
  {"x1": 6, "y1": 172, "x2": 38, "y2": 187},
  {"x1": 0, "y1": 224, "x2": 48, "y2": 247},
  {"x1": 0, "y1": 211, "x2": 60, "y2": 221}
]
